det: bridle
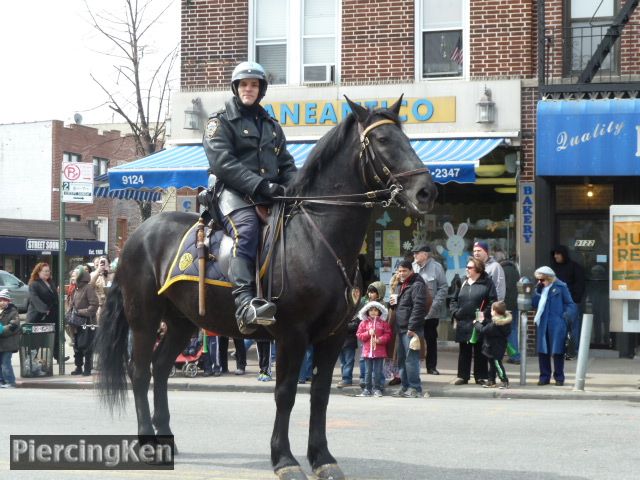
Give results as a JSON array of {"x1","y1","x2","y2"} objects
[{"x1": 275, "y1": 118, "x2": 429, "y2": 209}]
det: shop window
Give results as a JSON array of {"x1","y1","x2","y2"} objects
[
  {"x1": 65, "y1": 215, "x2": 81, "y2": 222},
  {"x1": 63, "y1": 152, "x2": 81, "y2": 163},
  {"x1": 417, "y1": 0, "x2": 465, "y2": 79},
  {"x1": 93, "y1": 157, "x2": 109, "y2": 177},
  {"x1": 251, "y1": 0, "x2": 338, "y2": 85},
  {"x1": 555, "y1": 184, "x2": 613, "y2": 212},
  {"x1": 566, "y1": 0, "x2": 618, "y2": 74}
]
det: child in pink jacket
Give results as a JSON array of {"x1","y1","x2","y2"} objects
[{"x1": 356, "y1": 301, "x2": 391, "y2": 397}]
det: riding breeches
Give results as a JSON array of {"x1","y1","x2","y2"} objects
[{"x1": 221, "y1": 207, "x2": 259, "y2": 263}]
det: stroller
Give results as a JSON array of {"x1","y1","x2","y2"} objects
[{"x1": 170, "y1": 336, "x2": 205, "y2": 378}]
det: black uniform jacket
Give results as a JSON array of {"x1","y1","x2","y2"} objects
[{"x1": 203, "y1": 97, "x2": 297, "y2": 203}]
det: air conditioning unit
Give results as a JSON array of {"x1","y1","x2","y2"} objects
[{"x1": 303, "y1": 64, "x2": 334, "y2": 83}]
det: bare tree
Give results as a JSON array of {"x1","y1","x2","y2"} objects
[{"x1": 85, "y1": 0, "x2": 178, "y2": 220}]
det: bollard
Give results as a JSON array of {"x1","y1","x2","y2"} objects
[
  {"x1": 573, "y1": 312, "x2": 593, "y2": 391},
  {"x1": 519, "y1": 311, "x2": 528, "y2": 386}
]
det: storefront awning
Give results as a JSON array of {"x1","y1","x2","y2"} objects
[
  {"x1": 537, "y1": 99, "x2": 640, "y2": 176},
  {"x1": 108, "y1": 138, "x2": 506, "y2": 189}
]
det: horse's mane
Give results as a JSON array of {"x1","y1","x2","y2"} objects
[{"x1": 288, "y1": 108, "x2": 401, "y2": 195}]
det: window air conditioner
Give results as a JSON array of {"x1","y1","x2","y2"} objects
[{"x1": 303, "y1": 64, "x2": 334, "y2": 83}]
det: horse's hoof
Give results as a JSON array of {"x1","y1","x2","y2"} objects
[
  {"x1": 313, "y1": 463, "x2": 345, "y2": 480},
  {"x1": 275, "y1": 465, "x2": 309, "y2": 480}
]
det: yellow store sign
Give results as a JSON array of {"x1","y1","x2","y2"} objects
[{"x1": 262, "y1": 97, "x2": 456, "y2": 126}]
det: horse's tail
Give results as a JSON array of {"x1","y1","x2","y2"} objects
[{"x1": 95, "y1": 279, "x2": 129, "y2": 412}]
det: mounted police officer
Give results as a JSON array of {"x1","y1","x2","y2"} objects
[{"x1": 203, "y1": 61, "x2": 297, "y2": 334}]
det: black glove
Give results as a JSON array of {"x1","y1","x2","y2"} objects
[{"x1": 258, "y1": 181, "x2": 285, "y2": 199}]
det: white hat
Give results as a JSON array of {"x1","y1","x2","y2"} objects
[
  {"x1": 535, "y1": 266, "x2": 556, "y2": 277},
  {"x1": 0, "y1": 289, "x2": 12, "y2": 301}
]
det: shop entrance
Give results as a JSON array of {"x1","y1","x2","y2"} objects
[{"x1": 557, "y1": 214, "x2": 611, "y2": 348}]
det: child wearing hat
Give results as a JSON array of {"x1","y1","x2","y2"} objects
[
  {"x1": 0, "y1": 289, "x2": 21, "y2": 388},
  {"x1": 356, "y1": 301, "x2": 391, "y2": 397}
]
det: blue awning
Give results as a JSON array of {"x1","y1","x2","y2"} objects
[{"x1": 108, "y1": 138, "x2": 505, "y2": 189}]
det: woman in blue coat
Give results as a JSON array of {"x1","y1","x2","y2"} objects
[{"x1": 532, "y1": 266, "x2": 577, "y2": 386}]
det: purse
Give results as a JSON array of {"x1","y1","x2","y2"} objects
[
  {"x1": 76, "y1": 325, "x2": 96, "y2": 350},
  {"x1": 65, "y1": 308, "x2": 87, "y2": 327}
]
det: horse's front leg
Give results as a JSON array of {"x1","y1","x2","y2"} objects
[
  {"x1": 307, "y1": 333, "x2": 345, "y2": 480},
  {"x1": 271, "y1": 334, "x2": 309, "y2": 480}
]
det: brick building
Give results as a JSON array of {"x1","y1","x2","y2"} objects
[
  {"x1": 0, "y1": 120, "x2": 143, "y2": 281},
  {"x1": 165, "y1": 0, "x2": 639, "y2": 352}
]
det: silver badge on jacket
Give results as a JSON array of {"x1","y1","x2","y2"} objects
[{"x1": 206, "y1": 118, "x2": 219, "y2": 139}]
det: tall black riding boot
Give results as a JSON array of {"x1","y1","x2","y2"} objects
[{"x1": 228, "y1": 257, "x2": 276, "y2": 334}]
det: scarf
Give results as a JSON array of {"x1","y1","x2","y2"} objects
[{"x1": 534, "y1": 284, "x2": 551, "y2": 326}]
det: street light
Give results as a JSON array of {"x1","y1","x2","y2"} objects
[{"x1": 476, "y1": 87, "x2": 495, "y2": 123}]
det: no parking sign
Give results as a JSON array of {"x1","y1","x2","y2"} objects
[{"x1": 61, "y1": 162, "x2": 93, "y2": 203}]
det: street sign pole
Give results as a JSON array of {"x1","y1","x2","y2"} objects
[{"x1": 58, "y1": 176, "x2": 66, "y2": 375}]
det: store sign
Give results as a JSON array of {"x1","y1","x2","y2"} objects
[
  {"x1": 537, "y1": 99, "x2": 640, "y2": 176},
  {"x1": 611, "y1": 214, "x2": 640, "y2": 298},
  {"x1": 520, "y1": 184, "x2": 534, "y2": 244},
  {"x1": 262, "y1": 97, "x2": 456, "y2": 127},
  {"x1": 26, "y1": 239, "x2": 60, "y2": 252},
  {"x1": 62, "y1": 162, "x2": 94, "y2": 203}
]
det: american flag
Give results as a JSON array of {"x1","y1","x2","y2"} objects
[{"x1": 450, "y1": 37, "x2": 463, "y2": 65}]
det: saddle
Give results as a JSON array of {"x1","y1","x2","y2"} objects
[{"x1": 158, "y1": 203, "x2": 285, "y2": 297}]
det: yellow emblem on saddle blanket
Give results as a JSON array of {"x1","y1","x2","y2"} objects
[{"x1": 179, "y1": 252, "x2": 194, "y2": 271}]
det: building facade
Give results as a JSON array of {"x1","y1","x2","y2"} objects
[{"x1": 0, "y1": 120, "x2": 142, "y2": 281}]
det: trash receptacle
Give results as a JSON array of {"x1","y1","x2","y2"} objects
[{"x1": 19, "y1": 323, "x2": 55, "y2": 377}]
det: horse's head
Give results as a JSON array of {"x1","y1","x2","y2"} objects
[{"x1": 345, "y1": 95, "x2": 438, "y2": 215}]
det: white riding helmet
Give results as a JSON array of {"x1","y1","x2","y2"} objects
[{"x1": 231, "y1": 61, "x2": 268, "y2": 101}]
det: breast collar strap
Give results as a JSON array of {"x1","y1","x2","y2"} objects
[{"x1": 357, "y1": 119, "x2": 428, "y2": 208}]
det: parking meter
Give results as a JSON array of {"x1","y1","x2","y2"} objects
[{"x1": 517, "y1": 276, "x2": 533, "y2": 312}]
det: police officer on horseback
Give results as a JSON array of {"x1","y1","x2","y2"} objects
[{"x1": 203, "y1": 61, "x2": 297, "y2": 334}]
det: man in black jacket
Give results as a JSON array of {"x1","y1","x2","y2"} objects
[
  {"x1": 203, "y1": 61, "x2": 297, "y2": 334},
  {"x1": 390, "y1": 260, "x2": 427, "y2": 398},
  {"x1": 551, "y1": 245, "x2": 585, "y2": 357}
]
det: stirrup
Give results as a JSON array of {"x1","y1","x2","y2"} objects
[{"x1": 236, "y1": 299, "x2": 276, "y2": 334}]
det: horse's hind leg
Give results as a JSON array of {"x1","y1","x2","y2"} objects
[
  {"x1": 307, "y1": 334, "x2": 345, "y2": 480},
  {"x1": 151, "y1": 314, "x2": 196, "y2": 440},
  {"x1": 271, "y1": 334, "x2": 310, "y2": 480},
  {"x1": 129, "y1": 327, "x2": 158, "y2": 437}
]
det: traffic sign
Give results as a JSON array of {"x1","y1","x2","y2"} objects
[{"x1": 61, "y1": 162, "x2": 93, "y2": 203}]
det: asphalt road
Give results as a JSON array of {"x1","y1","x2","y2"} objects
[{"x1": 1, "y1": 389, "x2": 638, "y2": 480}]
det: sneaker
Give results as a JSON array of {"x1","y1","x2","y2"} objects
[
  {"x1": 388, "y1": 377, "x2": 402, "y2": 386},
  {"x1": 391, "y1": 388, "x2": 407, "y2": 397},
  {"x1": 427, "y1": 368, "x2": 440, "y2": 375},
  {"x1": 258, "y1": 372, "x2": 272, "y2": 382},
  {"x1": 373, "y1": 389, "x2": 383, "y2": 397},
  {"x1": 234, "y1": 368, "x2": 245, "y2": 376},
  {"x1": 555, "y1": 380, "x2": 564, "y2": 386},
  {"x1": 402, "y1": 388, "x2": 420, "y2": 398},
  {"x1": 475, "y1": 378, "x2": 488, "y2": 386},
  {"x1": 1, "y1": 383, "x2": 16, "y2": 389},
  {"x1": 337, "y1": 381, "x2": 353, "y2": 388},
  {"x1": 453, "y1": 378, "x2": 468, "y2": 385},
  {"x1": 483, "y1": 382, "x2": 497, "y2": 388},
  {"x1": 357, "y1": 389, "x2": 372, "y2": 397},
  {"x1": 423, "y1": 391, "x2": 431, "y2": 398},
  {"x1": 499, "y1": 381, "x2": 509, "y2": 389},
  {"x1": 70, "y1": 368, "x2": 83, "y2": 376},
  {"x1": 537, "y1": 379, "x2": 550, "y2": 386}
]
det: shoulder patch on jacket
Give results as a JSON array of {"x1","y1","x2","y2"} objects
[{"x1": 206, "y1": 118, "x2": 220, "y2": 139}]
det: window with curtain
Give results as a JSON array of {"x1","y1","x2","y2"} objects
[
  {"x1": 255, "y1": 0, "x2": 288, "y2": 85},
  {"x1": 302, "y1": 0, "x2": 336, "y2": 83},
  {"x1": 63, "y1": 152, "x2": 81, "y2": 163},
  {"x1": 252, "y1": 0, "x2": 338, "y2": 85},
  {"x1": 93, "y1": 157, "x2": 109, "y2": 177},
  {"x1": 567, "y1": 0, "x2": 617, "y2": 74},
  {"x1": 420, "y1": 0, "x2": 463, "y2": 79}
]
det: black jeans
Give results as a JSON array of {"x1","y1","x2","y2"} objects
[
  {"x1": 457, "y1": 342, "x2": 488, "y2": 381},
  {"x1": 423, "y1": 318, "x2": 439, "y2": 370},
  {"x1": 219, "y1": 337, "x2": 246, "y2": 372}
]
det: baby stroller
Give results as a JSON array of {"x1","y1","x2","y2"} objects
[{"x1": 170, "y1": 337, "x2": 205, "y2": 378}]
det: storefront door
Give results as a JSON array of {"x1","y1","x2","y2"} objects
[{"x1": 557, "y1": 214, "x2": 611, "y2": 348}]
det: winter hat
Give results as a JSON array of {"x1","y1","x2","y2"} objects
[
  {"x1": 358, "y1": 301, "x2": 388, "y2": 321},
  {"x1": 535, "y1": 266, "x2": 556, "y2": 278},
  {"x1": 367, "y1": 281, "x2": 386, "y2": 300},
  {"x1": 473, "y1": 241, "x2": 489, "y2": 254},
  {"x1": 0, "y1": 289, "x2": 11, "y2": 301}
]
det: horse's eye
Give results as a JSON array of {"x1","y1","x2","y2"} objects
[{"x1": 377, "y1": 137, "x2": 388, "y2": 144}]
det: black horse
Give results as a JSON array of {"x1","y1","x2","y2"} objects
[{"x1": 95, "y1": 97, "x2": 437, "y2": 480}]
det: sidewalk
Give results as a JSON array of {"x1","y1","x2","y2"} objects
[{"x1": 11, "y1": 343, "x2": 640, "y2": 402}]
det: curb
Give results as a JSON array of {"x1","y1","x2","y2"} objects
[{"x1": 15, "y1": 378, "x2": 640, "y2": 402}]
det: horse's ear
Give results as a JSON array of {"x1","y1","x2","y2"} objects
[
  {"x1": 344, "y1": 95, "x2": 368, "y2": 124},
  {"x1": 389, "y1": 94, "x2": 404, "y2": 117}
]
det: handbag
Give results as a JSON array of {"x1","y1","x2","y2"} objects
[
  {"x1": 76, "y1": 325, "x2": 96, "y2": 350},
  {"x1": 65, "y1": 308, "x2": 87, "y2": 327}
]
